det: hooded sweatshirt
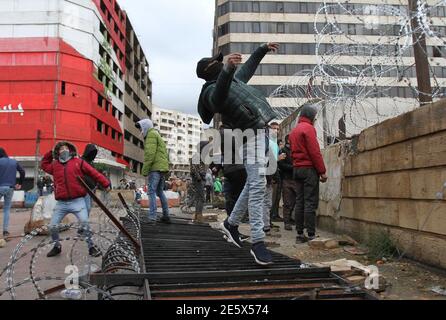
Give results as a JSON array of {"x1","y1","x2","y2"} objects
[
  {"x1": 137, "y1": 119, "x2": 154, "y2": 138},
  {"x1": 0, "y1": 148, "x2": 25, "y2": 188},
  {"x1": 81, "y1": 144, "x2": 99, "y2": 189},
  {"x1": 41, "y1": 142, "x2": 110, "y2": 200},
  {"x1": 137, "y1": 119, "x2": 169, "y2": 175}
]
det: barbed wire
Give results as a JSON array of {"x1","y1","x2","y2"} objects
[{"x1": 271, "y1": 0, "x2": 446, "y2": 141}]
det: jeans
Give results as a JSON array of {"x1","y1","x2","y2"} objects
[
  {"x1": 49, "y1": 197, "x2": 94, "y2": 248},
  {"x1": 84, "y1": 194, "x2": 92, "y2": 216},
  {"x1": 228, "y1": 136, "x2": 268, "y2": 244},
  {"x1": 263, "y1": 184, "x2": 273, "y2": 231},
  {"x1": 294, "y1": 168, "x2": 320, "y2": 236},
  {"x1": 0, "y1": 187, "x2": 14, "y2": 233},
  {"x1": 148, "y1": 171, "x2": 170, "y2": 221}
]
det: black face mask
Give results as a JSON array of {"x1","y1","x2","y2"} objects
[
  {"x1": 204, "y1": 62, "x2": 223, "y2": 81},
  {"x1": 197, "y1": 52, "x2": 224, "y2": 82}
]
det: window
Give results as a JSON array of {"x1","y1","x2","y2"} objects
[
  {"x1": 252, "y1": 2, "x2": 260, "y2": 12},
  {"x1": 253, "y1": 22, "x2": 260, "y2": 33},
  {"x1": 97, "y1": 120, "x2": 103, "y2": 133},
  {"x1": 61, "y1": 82, "x2": 66, "y2": 95},
  {"x1": 277, "y1": 22, "x2": 285, "y2": 34},
  {"x1": 98, "y1": 95, "x2": 104, "y2": 108}
]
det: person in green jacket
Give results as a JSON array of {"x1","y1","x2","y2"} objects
[
  {"x1": 136, "y1": 119, "x2": 171, "y2": 224},
  {"x1": 214, "y1": 178, "x2": 223, "y2": 195}
]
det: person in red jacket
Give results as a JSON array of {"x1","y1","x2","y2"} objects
[
  {"x1": 289, "y1": 104, "x2": 328, "y2": 244},
  {"x1": 41, "y1": 142, "x2": 111, "y2": 258}
]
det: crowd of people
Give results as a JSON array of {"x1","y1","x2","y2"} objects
[
  {"x1": 0, "y1": 42, "x2": 327, "y2": 268},
  {"x1": 194, "y1": 42, "x2": 328, "y2": 266}
]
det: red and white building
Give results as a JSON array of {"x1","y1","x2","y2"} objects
[{"x1": 0, "y1": 0, "x2": 153, "y2": 188}]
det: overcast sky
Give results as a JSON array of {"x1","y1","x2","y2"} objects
[{"x1": 119, "y1": 0, "x2": 215, "y2": 116}]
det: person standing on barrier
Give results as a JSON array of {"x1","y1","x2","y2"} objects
[
  {"x1": 41, "y1": 142, "x2": 110, "y2": 258},
  {"x1": 190, "y1": 141, "x2": 209, "y2": 223},
  {"x1": 289, "y1": 104, "x2": 328, "y2": 244},
  {"x1": 136, "y1": 119, "x2": 171, "y2": 225},
  {"x1": 197, "y1": 43, "x2": 279, "y2": 266},
  {"x1": 0, "y1": 148, "x2": 25, "y2": 239}
]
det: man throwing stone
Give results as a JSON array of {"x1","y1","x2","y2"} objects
[{"x1": 197, "y1": 43, "x2": 279, "y2": 265}]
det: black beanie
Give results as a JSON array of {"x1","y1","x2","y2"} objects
[{"x1": 196, "y1": 52, "x2": 224, "y2": 81}]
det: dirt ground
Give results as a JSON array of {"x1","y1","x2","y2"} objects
[
  {"x1": 208, "y1": 209, "x2": 446, "y2": 301},
  {"x1": 1, "y1": 207, "x2": 446, "y2": 300}
]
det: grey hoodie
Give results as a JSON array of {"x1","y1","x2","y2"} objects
[{"x1": 137, "y1": 119, "x2": 154, "y2": 138}]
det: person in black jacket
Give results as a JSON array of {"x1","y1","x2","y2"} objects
[
  {"x1": 81, "y1": 144, "x2": 98, "y2": 216},
  {"x1": 278, "y1": 135, "x2": 299, "y2": 231}
]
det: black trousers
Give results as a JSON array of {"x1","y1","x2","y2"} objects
[
  {"x1": 282, "y1": 179, "x2": 300, "y2": 224},
  {"x1": 224, "y1": 169, "x2": 247, "y2": 217},
  {"x1": 270, "y1": 177, "x2": 283, "y2": 219},
  {"x1": 294, "y1": 168, "x2": 320, "y2": 236},
  {"x1": 205, "y1": 186, "x2": 212, "y2": 203}
]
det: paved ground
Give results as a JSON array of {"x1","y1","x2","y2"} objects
[{"x1": 1, "y1": 206, "x2": 446, "y2": 300}]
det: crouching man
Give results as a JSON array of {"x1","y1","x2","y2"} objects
[{"x1": 41, "y1": 142, "x2": 111, "y2": 258}]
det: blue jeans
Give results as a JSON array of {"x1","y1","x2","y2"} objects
[
  {"x1": 84, "y1": 194, "x2": 92, "y2": 216},
  {"x1": 148, "y1": 172, "x2": 169, "y2": 221},
  {"x1": 0, "y1": 186, "x2": 14, "y2": 233},
  {"x1": 50, "y1": 197, "x2": 93, "y2": 248},
  {"x1": 263, "y1": 184, "x2": 273, "y2": 230},
  {"x1": 228, "y1": 135, "x2": 268, "y2": 244}
]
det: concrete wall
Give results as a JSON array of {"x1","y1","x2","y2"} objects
[{"x1": 319, "y1": 99, "x2": 446, "y2": 269}]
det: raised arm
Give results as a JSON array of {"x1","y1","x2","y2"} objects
[
  {"x1": 210, "y1": 53, "x2": 243, "y2": 108},
  {"x1": 235, "y1": 43, "x2": 279, "y2": 83},
  {"x1": 41, "y1": 151, "x2": 54, "y2": 175}
]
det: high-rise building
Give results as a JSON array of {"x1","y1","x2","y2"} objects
[
  {"x1": 152, "y1": 106, "x2": 204, "y2": 178},
  {"x1": 0, "y1": 0, "x2": 152, "y2": 188},
  {"x1": 212, "y1": 0, "x2": 446, "y2": 141}
]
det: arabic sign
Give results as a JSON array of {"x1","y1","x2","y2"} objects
[{"x1": 0, "y1": 103, "x2": 24, "y2": 116}]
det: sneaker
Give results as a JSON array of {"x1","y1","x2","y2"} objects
[
  {"x1": 296, "y1": 235, "x2": 307, "y2": 244},
  {"x1": 3, "y1": 231, "x2": 10, "y2": 238},
  {"x1": 251, "y1": 242, "x2": 273, "y2": 266},
  {"x1": 47, "y1": 245, "x2": 62, "y2": 258},
  {"x1": 239, "y1": 234, "x2": 250, "y2": 243},
  {"x1": 264, "y1": 228, "x2": 272, "y2": 237},
  {"x1": 160, "y1": 216, "x2": 172, "y2": 224},
  {"x1": 284, "y1": 224, "x2": 293, "y2": 231},
  {"x1": 306, "y1": 234, "x2": 319, "y2": 242},
  {"x1": 221, "y1": 219, "x2": 243, "y2": 249},
  {"x1": 271, "y1": 223, "x2": 281, "y2": 230},
  {"x1": 143, "y1": 217, "x2": 157, "y2": 225},
  {"x1": 89, "y1": 247, "x2": 102, "y2": 258},
  {"x1": 271, "y1": 216, "x2": 284, "y2": 222}
]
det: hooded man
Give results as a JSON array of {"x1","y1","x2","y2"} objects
[
  {"x1": 81, "y1": 144, "x2": 99, "y2": 215},
  {"x1": 0, "y1": 148, "x2": 25, "y2": 238},
  {"x1": 289, "y1": 104, "x2": 328, "y2": 244},
  {"x1": 136, "y1": 119, "x2": 171, "y2": 224},
  {"x1": 196, "y1": 43, "x2": 280, "y2": 266},
  {"x1": 41, "y1": 142, "x2": 110, "y2": 258}
]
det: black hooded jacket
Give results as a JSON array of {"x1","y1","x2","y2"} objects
[{"x1": 81, "y1": 144, "x2": 98, "y2": 190}]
